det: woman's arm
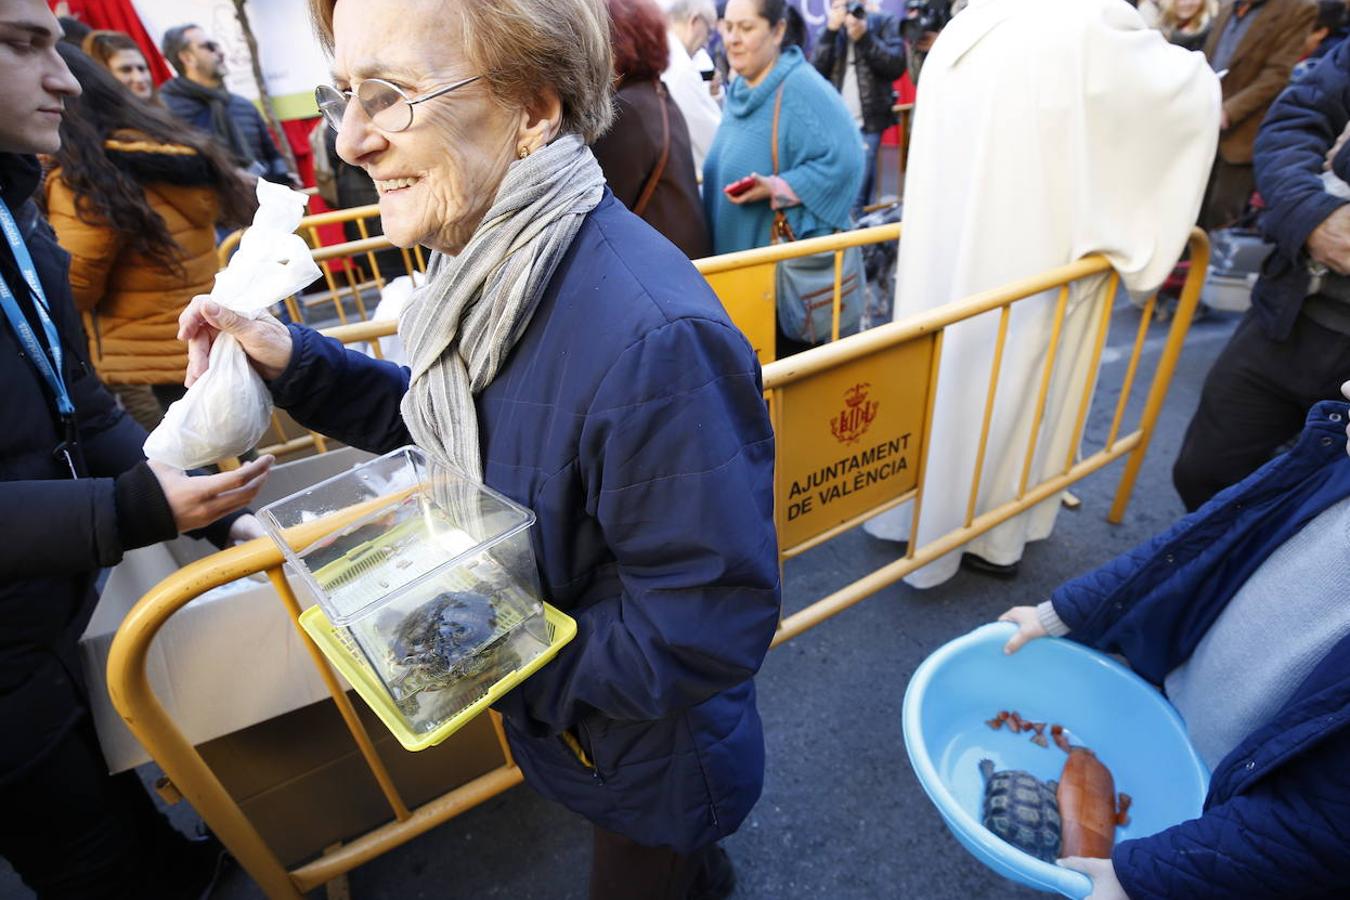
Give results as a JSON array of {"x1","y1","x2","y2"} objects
[
  {"x1": 267, "y1": 325, "x2": 414, "y2": 454},
  {"x1": 497, "y1": 317, "x2": 781, "y2": 733}
]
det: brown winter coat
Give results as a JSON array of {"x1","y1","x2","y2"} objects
[
  {"x1": 43, "y1": 134, "x2": 221, "y2": 385},
  {"x1": 1204, "y1": 0, "x2": 1317, "y2": 165},
  {"x1": 592, "y1": 79, "x2": 710, "y2": 259}
]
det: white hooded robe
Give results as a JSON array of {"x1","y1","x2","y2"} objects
[{"x1": 864, "y1": 0, "x2": 1220, "y2": 588}]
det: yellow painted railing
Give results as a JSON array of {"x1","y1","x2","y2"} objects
[{"x1": 110, "y1": 228, "x2": 1207, "y2": 897}]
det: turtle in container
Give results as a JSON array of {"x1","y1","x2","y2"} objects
[
  {"x1": 386, "y1": 589, "x2": 513, "y2": 713},
  {"x1": 978, "y1": 759, "x2": 1062, "y2": 863}
]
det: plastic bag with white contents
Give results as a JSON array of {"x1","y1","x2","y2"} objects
[{"x1": 144, "y1": 181, "x2": 321, "y2": 468}]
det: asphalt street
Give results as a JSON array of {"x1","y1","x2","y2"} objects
[{"x1": 0, "y1": 295, "x2": 1243, "y2": 899}]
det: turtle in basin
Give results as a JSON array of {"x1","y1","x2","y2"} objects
[
  {"x1": 978, "y1": 759, "x2": 1062, "y2": 863},
  {"x1": 386, "y1": 589, "x2": 506, "y2": 712}
]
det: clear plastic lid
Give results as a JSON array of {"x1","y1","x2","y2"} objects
[{"x1": 259, "y1": 446, "x2": 537, "y2": 626}]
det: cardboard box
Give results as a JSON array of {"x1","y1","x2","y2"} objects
[
  {"x1": 80, "y1": 448, "x2": 376, "y2": 772},
  {"x1": 198, "y1": 694, "x2": 505, "y2": 867}
]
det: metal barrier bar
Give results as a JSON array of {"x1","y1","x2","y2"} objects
[
  {"x1": 905, "y1": 331, "x2": 945, "y2": 562},
  {"x1": 1064, "y1": 272, "x2": 1120, "y2": 474},
  {"x1": 965, "y1": 306, "x2": 1012, "y2": 528},
  {"x1": 1106, "y1": 292, "x2": 1157, "y2": 451},
  {"x1": 1016, "y1": 284, "x2": 1071, "y2": 500}
]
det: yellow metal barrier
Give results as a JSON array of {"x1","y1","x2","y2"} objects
[
  {"x1": 109, "y1": 228, "x2": 1207, "y2": 898},
  {"x1": 765, "y1": 229, "x2": 1208, "y2": 645}
]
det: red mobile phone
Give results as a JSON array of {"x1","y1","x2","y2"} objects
[{"x1": 724, "y1": 175, "x2": 757, "y2": 197}]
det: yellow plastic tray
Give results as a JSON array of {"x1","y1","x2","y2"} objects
[{"x1": 299, "y1": 602, "x2": 576, "y2": 751}]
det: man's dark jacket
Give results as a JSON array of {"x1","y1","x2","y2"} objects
[
  {"x1": 1251, "y1": 40, "x2": 1350, "y2": 340},
  {"x1": 0, "y1": 154, "x2": 179, "y2": 785},
  {"x1": 267, "y1": 190, "x2": 781, "y2": 852},
  {"x1": 160, "y1": 79, "x2": 291, "y2": 184},
  {"x1": 1051, "y1": 402, "x2": 1350, "y2": 898},
  {"x1": 811, "y1": 13, "x2": 908, "y2": 134}
]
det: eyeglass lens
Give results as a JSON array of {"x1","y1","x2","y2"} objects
[{"x1": 315, "y1": 81, "x2": 412, "y2": 133}]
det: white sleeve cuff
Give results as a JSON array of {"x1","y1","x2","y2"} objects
[{"x1": 1036, "y1": 600, "x2": 1071, "y2": 637}]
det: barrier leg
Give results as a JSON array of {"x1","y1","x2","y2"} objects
[{"x1": 1108, "y1": 230, "x2": 1209, "y2": 523}]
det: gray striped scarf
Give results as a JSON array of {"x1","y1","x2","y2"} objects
[{"x1": 399, "y1": 134, "x2": 605, "y2": 479}]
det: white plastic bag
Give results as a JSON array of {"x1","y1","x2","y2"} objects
[{"x1": 144, "y1": 181, "x2": 321, "y2": 468}]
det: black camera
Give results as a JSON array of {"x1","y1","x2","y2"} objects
[
  {"x1": 847, "y1": 1, "x2": 866, "y2": 18},
  {"x1": 901, "y1": 0, "x2": 951, "y2": 42}
]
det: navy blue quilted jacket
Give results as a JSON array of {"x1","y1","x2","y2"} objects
[
  {"x1": 268, "y1": 190, "x2": 781, "y2": 852},
  {"x1": 1251, "y1": 41, "x2": 1350, "y2": 340},
  {"x1": 160, "y1": 81, "x2": 291, "y2": 185},
  {"x1": 1051, "y1": 402, "x2": 1350, "y2": 898}
]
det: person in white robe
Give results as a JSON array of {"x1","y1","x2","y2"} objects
[
  {"x1": 863, "y1": 0, "x2": 1220, "y2": 589},
  {"x1": 660, "y1": 0, "x2": 723, "y2": 171}
]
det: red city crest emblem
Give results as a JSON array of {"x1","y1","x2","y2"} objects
[{"x1": 830, "y1": 382, "x2": 879, "y2": 445}]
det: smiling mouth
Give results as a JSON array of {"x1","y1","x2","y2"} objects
[{"x1": 375, "y1": 177, "x2": 420, "y2": 195}]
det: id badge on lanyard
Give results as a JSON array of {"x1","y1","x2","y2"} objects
[{"x1": 0, "y1": 197, "x2": 79, "y2": 478}]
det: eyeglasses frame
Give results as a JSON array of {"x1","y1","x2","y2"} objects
[{"x1": 315, "y1": 75, "x2": 482, "y2": 133}]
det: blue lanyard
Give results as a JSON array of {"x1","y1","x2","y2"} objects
[{"x1": 0, "y1": 196, "x2": 75, "y2": 419}]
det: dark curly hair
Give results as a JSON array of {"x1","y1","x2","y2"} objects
[
  {"x1": 49, "y1": 42, "x2": 257, "y2": 274},
  {"x1": 607, "y1": 0, "x2": 669, "y2": 84}
]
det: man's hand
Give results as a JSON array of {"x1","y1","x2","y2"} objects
[
  {"x1": 827, "y1": 0, "x2": 847, "y2": 31},
  {"x1": 1307, "y1": 205, "x2": 1350, "y2": 275},
  {"x1": 178, "y1": 296, "x2": 294, "y2": 387},
  {"x1": 1326, "y1": 120, "x2": 1350, "y2": 171},
  {"x1": 845, "y1": 12, "x2": 868, "y2": 41},
  {"x1": 1220, "y1": 108, "x2": 1230, "y2": 130},
  {"x1": 997, "y1": 606, "x2": 1048, "y2": 654},
  {"x1": 1058, "y1": 857, "x2": 1130, "y2": 900},
  {"x1": 149, "y1": 456, "x2": 274, "y2": 534}
]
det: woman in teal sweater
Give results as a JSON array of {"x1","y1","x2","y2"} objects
[{"x1": 703, "y1": 0, "x2": 864, "y2": 255}]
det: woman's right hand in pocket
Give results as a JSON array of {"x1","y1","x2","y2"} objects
[
  {"x1": 998, "y1": 606, "x2": 1048, "y2": 655},
  {"x1": 178, "y1": 296, "x2": 294, "y2": 387}
]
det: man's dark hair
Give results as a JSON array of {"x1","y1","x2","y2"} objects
[
  {"x1": 58, "y1": 16, "x2": 92, "y2": 46},
  {"x1": 1316, "y1": 0, "x2": 1345, "y2": 33},
  {"x1": 160, "y1": 24, "x2": 200, "y2": 76}
]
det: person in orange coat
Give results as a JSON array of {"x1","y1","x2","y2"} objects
[{"x1": 42, "y1": 42, "x2": 255, "y2": 428}]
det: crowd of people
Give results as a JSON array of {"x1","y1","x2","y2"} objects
[{"x1": 2, "y1": 0, "x2": 1350, "y2": 898}]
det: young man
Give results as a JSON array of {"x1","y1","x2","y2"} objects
[
  {"x1": 159, "y1": 23, "x2": 295, "y2": 186},
  {"x1": 0, "y1": 3, "x2": 272, "y2": 895}
]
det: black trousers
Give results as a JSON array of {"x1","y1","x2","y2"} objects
[
  {"x1": 1173, "y1": 308, "x2": 1350, "y2": 510},
  {"x1": 0, "y1": 721, "x2": 194, "y2": 899},
  {"x1": 589, "y1": 826, "x2": 725, "y2": 900}
]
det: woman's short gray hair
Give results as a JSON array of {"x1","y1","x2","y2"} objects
[{"x1": 310, "y1": 0, "x2": 614, "y2": 143}]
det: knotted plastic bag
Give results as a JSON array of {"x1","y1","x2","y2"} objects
[{"x1": 144, "y1": 180, "x2": 321, "y2": 468}]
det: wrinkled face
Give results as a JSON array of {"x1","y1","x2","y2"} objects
[
  {"x1": 330, "y1": 0, "x2": 522, "y2": 255},
  {"x1": 181, "y1": 27, "x2": 226, "y2": 82},
  {"x1": 0, "y1": 0, "x2": 80, "y2": 155},
  {"x1": 1172, "y1": 0, "x2": 1203, "y2": 20},
  {"x1": 721, "y1": 0, "x2": 784, "y2": 86},
  {"x1": 109, "y1": 48, "x2": 153, "y2": 100}
]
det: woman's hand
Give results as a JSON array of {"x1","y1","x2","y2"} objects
[
  {"x1": 725, "y1": 173, "x2": 773, "y2": 205},
  {"x1": 178, "y1": 296, "x2": 294, "y2": 387},
  {"x1": 1058, "y1": 857, "x2": 1130, "y2": 900},
  {"x1": 997, "y1": 606, "x2": 1048, "y2": 654}
]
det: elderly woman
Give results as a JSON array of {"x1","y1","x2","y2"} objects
[
  {"x1": 701, "y1": 0, "x2": 863, "y2": 255},
  {"x1": 179, "y1": 0, "x2": 778, "y2": 895},
  {"x1": 592, "y1": 0, "x2": 710, "y2": 258}
]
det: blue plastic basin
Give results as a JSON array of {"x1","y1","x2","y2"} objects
[{"x1": 902, "y1": 622, "x2": 1209, "y2": 897}]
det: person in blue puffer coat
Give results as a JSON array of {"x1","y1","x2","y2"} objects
[
  {"x1": 998, "y1": 392, "x2": 1350, "y2": 899},
  {"x1": 178, "y1": 0, "x2": 780, "y2": 895}
]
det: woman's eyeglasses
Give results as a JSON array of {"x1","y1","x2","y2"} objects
[{"x1": 315, "y1": 76, "x2": 481, "y2": 134}]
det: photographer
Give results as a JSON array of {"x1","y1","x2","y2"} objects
[
  {"x1": 813, "y1": 0, "x2": 907, "y2": 213},
  {"x1": 902, "y1": 0, "x2": 955, "y2": 83}
]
